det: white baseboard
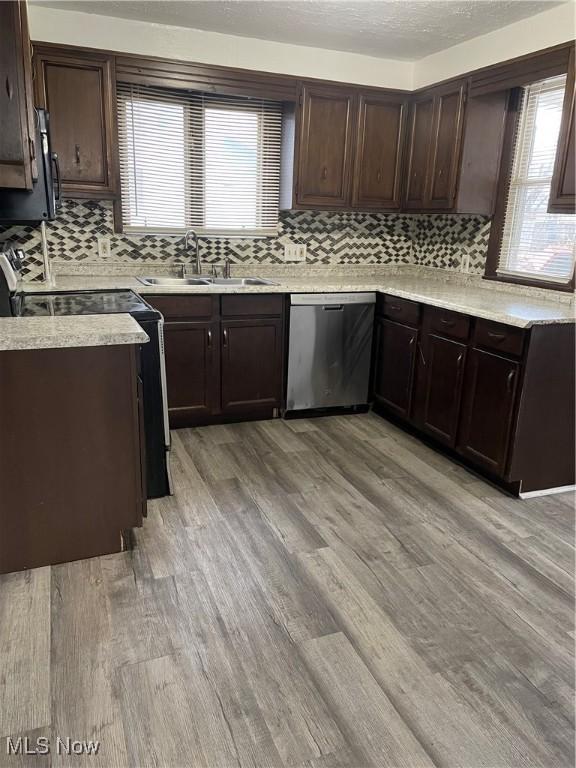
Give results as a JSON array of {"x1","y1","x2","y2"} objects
[{"x1": 519, "y1": 485, "x2": 576, "y2": 500}]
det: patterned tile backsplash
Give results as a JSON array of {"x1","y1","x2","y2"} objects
[{"x1": 0, "y1": 198, "x2": 492, "y2": 282}]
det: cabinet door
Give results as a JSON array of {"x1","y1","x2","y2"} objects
[
  {"x1": 403, "y1": 97, "x2": 434, "y2": 209},
  {"x1": 0, "y1": 1, "x2": 35, "y2": 190},
  {"x1": 163, "y1": 321, "x2": 219, "y2": 428},
  {"x1": 419, "y1": 334, "x2": 467, "y2": 446},
  {"x1": 34, "y1": 48, "x2": 117, "y2": 198},
  {"x1": 221, "y1": 318, "x2": 283, "y2": 417},
  {"x1": 458, "y1": 349, "x2": 519, "y2": 476},
  {"x1": 372, "y1": 317, "x2": 417, "y2": 418},
  {"x1": 427, "y1": 84, "x2": 466, "y2": 209},
  {"x1": 549, "y1": 47, "x2": 575, "y2": 213},
  {"x1": 296, "y1": 85, "x2": 355, "y2": 207},
  {"x1": 352, "y1": 95, "x2": 406, "y2": 210}
]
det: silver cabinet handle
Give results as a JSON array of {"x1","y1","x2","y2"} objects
[
  {"x1": 207, "y1": 329, "x2": 212, "y2": 348},
  {"x1": 223, "y1": 328, "x2": 228, "y2": 346}
]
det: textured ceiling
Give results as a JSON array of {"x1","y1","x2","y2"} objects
[{"x1": 31, "y1": 0, "x2": 566, "y2": 60}]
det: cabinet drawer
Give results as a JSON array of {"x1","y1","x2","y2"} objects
[
  {"x1": 221, "y1": 294, "x2": 284, "y2": 317},
  {"x1": 145, "y1": 295, "x2": 217, "y2": 321},
  {"x1": 474, "y1": 320, "x2": 526, "y2": 358},
  {"x1": 426, "y1": 306, "x2": 470, "y2": 340},
  {"x1": 380, "y1": 295, "x2": 420, "y2": 326}
]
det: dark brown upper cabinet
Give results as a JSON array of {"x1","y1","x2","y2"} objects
[
  {"x1": 352, "y1": 94, "x2": 406, "y2": 210},
  {"x1": 295, "y1": 84, "x2": 355, "y2": 208},
  {"x1": 426, "y1": 82, "x2": 466, "y2": 209},
  {"x1": 403, "y1": 83, "x2": 465, "y2": 211},
  {"x1": 293, "y1": 84, "x2": 408, "y2": 211},
  {"x1": 0, "y1": 1, "x2": 36, "y2": 190},
  {"x1": 403, "y1": 95, "x2": 435, "y2": 209},
  {"x1": 549, "y1": 46, "x2": 575, "y2": 213},
  {"x1": 402, "y1": 80, "x2": 507, "y2": 215},
  {"x1": 33, "y1": 45, "x2": 118, "y2": 198}
]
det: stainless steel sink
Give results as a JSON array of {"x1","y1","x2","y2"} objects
[
  {"x1": 137, "y1": 276, "x2": 212, "y2": 286},
  {"x1": 208, "y1": 277, "x2": 278, "y2": 286},
  {"x1": 137, "y1": 276, "x2": 278, "y2": 287}
]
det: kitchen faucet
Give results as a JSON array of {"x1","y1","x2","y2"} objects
[{"x1": 182, "y1": 229, "x2": 202, "y2": 276}]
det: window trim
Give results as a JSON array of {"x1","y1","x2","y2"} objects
[{"x1": 484, "y1": 86, "x2": 575, "y2": 292}]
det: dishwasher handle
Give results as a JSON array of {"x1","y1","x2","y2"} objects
[{"x1": 323, "y1": 304, "x2": 344, "y2": 311}]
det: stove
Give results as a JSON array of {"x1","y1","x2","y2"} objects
[{"x1": 13, "y1": 289, "x2": 159, "y2": 320}]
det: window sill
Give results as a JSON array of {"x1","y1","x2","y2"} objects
[{"x1": 483, "y1": 273, "x2": 575, "y2": 293}]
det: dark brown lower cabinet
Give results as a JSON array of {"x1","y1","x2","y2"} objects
[
  {"x1": 147, "y1": 294, "x2": 285, "y2": 428},
  {"x1": 373, "y1": 295, "x2": 575, "y2": 494},
  {"x1": 163, "y1": 320, "x2": 220, "y2": 428},
  {"x1": 0, "y1": 343, "x2": 144, "y2": 574},
  {"x1": 417, "y1": 333, "x2": 467, "y2": 447},
  {"x1": 457, "y1": 349, "x2": 519, "y2": 475},
  {"x1": 372, "y1": 317, "x2": 417, "y2": 417},
  {"x1": 221, "y1": 317, "x2": 283, "y2": 417}
]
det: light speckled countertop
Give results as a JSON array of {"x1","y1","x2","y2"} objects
[
  {"x1": 22, "y1": 271, "x2": 576, "y2": 328},
  {"x1": 0, "y1": 314, "x2": 148, "y2": 352}
]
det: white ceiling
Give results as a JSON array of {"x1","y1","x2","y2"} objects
[{"x1": 31, "y1": 0, "x2": 566, "y2": 61}]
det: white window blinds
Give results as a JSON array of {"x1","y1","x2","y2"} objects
[
  {"x1": 117, "y1": 83, "x2": 283, "y2": 235},
  {"x1": 498, "y1": 74, "x2": 575, "y2": 283}
]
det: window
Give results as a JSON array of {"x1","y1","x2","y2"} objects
[
  {"x1": 495, "y1": 74, "x2": 575, "y2": 285},
  {"x1": 117, "y1": 83, "x2": 283, "y2": 235}
]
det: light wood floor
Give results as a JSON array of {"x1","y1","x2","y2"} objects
[{"x1": 1, "y1": 413, "x2": 574, "y2": 768}]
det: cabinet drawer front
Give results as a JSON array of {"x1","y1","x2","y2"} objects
[
  {"x1": 474, "y1": 320, "x2": 526, "y2": 357},
  {"x1": 145, "y1": 295, "x2": 216, "y2": 321},
  {"x1": 380, "y1": 295, "x2": 420, "y2": 326},
  {"x1": 221, "y1": 294, "x2": 284, "y2": 317},
  {"x1": 426, "y1": 306, "x2": 470, "y2": 340}
]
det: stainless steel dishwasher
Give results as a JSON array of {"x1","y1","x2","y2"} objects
[{"x1": 286, "y1": 293, "x2": 376, "y2": 412}]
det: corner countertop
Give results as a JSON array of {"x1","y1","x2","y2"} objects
[
  {"x1": 22, "y1": 270, "x2": 576, "y2": 328},
  {"x1": 0, "y1": 314, "x2": 149, "y2": 352}
]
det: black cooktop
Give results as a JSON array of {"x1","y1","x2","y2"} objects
[{"x1": 13, "y1": 289, "x2": 160, "y2": 321}]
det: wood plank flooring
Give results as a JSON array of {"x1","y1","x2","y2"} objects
[{"x1": 0, "y1": 413, "x2": 574, "y2": 767}]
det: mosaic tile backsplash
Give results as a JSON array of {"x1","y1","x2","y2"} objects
[{"x1": 0, "y1": 198, "x2": 492, "y2": 282}]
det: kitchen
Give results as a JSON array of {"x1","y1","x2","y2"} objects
[{"x1": 0, "y1": 1, "x2": 575, "y2": 765}]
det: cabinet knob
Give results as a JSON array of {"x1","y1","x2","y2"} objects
[
  {"x1": 321, "y1": 166, "x2": 328, "y2": 181},
  {"x1": 377, "y1": 170, "x2": 382, "y2": 183},
  {"x1": 75, "y1": 144, "x2": 81, "y2": 165}
]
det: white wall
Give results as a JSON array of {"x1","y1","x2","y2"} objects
[
  {"x1": 28, "y1": 2, "x2": 575, "y2": 93},
  {"x1": 28, "y1": 5, "x2": 414, "y2": 90},
  {"x1": 413, "y1": 2, "x2": 576, "y2": 89}
]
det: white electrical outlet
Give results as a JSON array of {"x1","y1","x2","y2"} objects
[
  {"x1": 284, "y1": 243, "x2": 307, "y2": 262},
  {"x1": 97, "y1": 236, "x2": 111, "y2": 260}
]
